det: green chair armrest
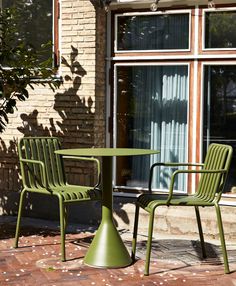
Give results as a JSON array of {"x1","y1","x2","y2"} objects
[
  {"x1": 60, "y1": 155, "x2": 101, "y2": 188},
  {"x1": 150, "y1": 162, "x2": 204, "y2": 168},
  {"x1": 20, "y1": 158, "x2": 47, "y2": 188},
  {"x1": 149, "y1": 162, "x2": 204, "y2": 191},
  {"x1": 166, "y1": 168, "x2": 227, "y2": 204}
]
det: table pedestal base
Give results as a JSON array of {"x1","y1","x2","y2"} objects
[{"x1": 83, "y1": 220, "x2": 132, "y2": 268}]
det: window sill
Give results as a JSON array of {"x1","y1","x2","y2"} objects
[
  {"x1": 113, "y1": 190, "x2": 236, "y2": 206},
  {"x1": 220, "y1": 193, "x2": 236, "y2": 206},
  {"x1": 113, "y1": 188, "x2": 187, "y2": 198},
  {"x1": 30, "y1": 74, "x2": 63, "y2": 83}
]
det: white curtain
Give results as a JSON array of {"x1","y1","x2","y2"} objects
[{"x1": 130, "y1": 65, "x2": 188, "y2": 191}]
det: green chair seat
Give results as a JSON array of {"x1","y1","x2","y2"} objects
[
  {"x1": 132, "y1": 143, "x2": 233, "y2": 276},
  {"x1": 53, "y1": 185, "x2": 101, "y2": 201},
  {"x1": 14, "y1": 137, "x2": 101, "y2": 261},
  {"x1": 138, "y1": 194, "x2": 215, "y2": 211},
  {"x1": 24, "y1": 184, "x2": 101, "y2": 202}
]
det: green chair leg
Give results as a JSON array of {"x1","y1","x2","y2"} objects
[
  {"x1": 131, "y1": 204, "x2": 140, "y2": 261},
  {"x1": 58, "y1": 196, "x2": 66, "y2": 262},
  {"x1": 195, "y1": 206, "x2": 206, "y2": 258},
  {"x1": 144, "y1": 210, "x2": 155, "y2": 276},
  {"x1": 14, "y1": 189, "x2": 27, "y2": 248},
  {"x1": 215, "y1": 204, "x2": 230, "y2": 274},
  {"x1": 64, "y1": 206, "x2": 68, "y2": 232}
]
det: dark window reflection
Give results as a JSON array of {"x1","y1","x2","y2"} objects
[
  {"x1": 205, "y1": 11, "x2": 236, "y2": 49},
  {"x1": 3, "y1": 0, "x2": 53, "y2": 65},
  {"x1": 117, "y1": 13, "x2": 189, "y2": 51},
  {"x1": 203, "y1": 65, "x2": 236, "y2": 192}
]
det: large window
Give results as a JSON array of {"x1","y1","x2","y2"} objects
[
  {"x1": 1, "y1": 0, "x2": 58, "y2": 67},
  {"x1": 110, "y1": 6, "x2": 236, "y2": 196},
  {"x1": 114, "y1": 64, "x2": 189, "y2": 191}
]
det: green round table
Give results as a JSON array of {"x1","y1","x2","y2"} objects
[{"x1": 55, "y1": 148, "x2": 159, "y2": 268}]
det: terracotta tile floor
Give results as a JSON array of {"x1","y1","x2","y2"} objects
[{"x1": 1, "y1": 216, "x2": 236, "y2": 286}]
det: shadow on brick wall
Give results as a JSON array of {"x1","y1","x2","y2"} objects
[
  {"x1": 0, "y1": 46, "x2": 102, "y2": 227},
  {"x1": 0, "y1": 41, "x2": 130, "y2": 230}
]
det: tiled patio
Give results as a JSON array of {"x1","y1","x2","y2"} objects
[{"x1": 1, "y1": 216, "x2": 236, "y2": 286}]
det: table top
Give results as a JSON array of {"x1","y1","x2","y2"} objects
[{"x1": 55, "y1": 148, "x2": 159, "y2": 157}]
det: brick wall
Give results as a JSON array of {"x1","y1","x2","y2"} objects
[{"x1": 0, "y1": 0, "x2": 106, "y2": 220}]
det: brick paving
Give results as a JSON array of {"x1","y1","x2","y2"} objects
[{"x1": 1, "y1": 216, "x2": 236, "y2": 285}]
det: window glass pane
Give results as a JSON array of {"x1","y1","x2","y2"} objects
[
  {"x1": 2, "y1": 0, "x2": 53, "y2": 64},
  {"x1": 203, "y1": 65, "x2": 236, "y2": 192},
  {"x1": 115, "y1": 65, "x2": 188, "y2": 191},
  {"x1": 205, "y1": 11, "x2": 236, "y2": 49},
  {"x1": 117, "y1": 13, "x2": 189, "y2": 51}
]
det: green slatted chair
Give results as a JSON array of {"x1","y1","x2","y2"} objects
[
  {"x1": 14, "y1": 137, "x2": 101, "y2": 261},
  {"x1": 131, "y1": 143, "x2": 233, "y2": 275}
]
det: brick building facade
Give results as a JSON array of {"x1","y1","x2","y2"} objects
[{"x1": 0, "y1": 0, "x2": 107, "y2": 223}]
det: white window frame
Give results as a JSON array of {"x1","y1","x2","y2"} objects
[
  {"x1": 113, "y1": 62, "x2": 190, "y2": 193},
  {"x1": 200, "y1": 61, "x2": 236, "y2": 202},
  {"x1": 109, "y1": 5, "x2": 236, "y2": 199},
  {"x1": 114, "y1": 10, "x2": 192, "y2": 53},
  {"x1": 202, "y1": 7, "x2": 236, "y2": 51}
]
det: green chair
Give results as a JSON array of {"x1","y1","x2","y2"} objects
[
  {"x1": 14, "y1": 136, "x2": 101, "y2": 261},
  {"x1": 132, "y1": 143, "x2": 233, "y2": 275}
]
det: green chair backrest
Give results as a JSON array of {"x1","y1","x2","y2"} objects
[
  {"x1": 18, "y1": 137, "x2": 66, "y2": 189},
  {"x1": 195, "y1": 143, "x2": 233, "y2": 202}
]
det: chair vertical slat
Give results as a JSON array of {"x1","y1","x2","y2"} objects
[
  {"x1": 24, "y1": 139, "x2": 37, "y2": 188},
  {"x1": 200, "y1": 145, "x2": 220, "y2": 201},
  {"x1": 30, "y1": 138, "x2": 39, "y2": 173},
  {"x1": 18, "y1": 139, "x2": 28, "y2": 188},
  {"x1": 205, "y1": 145, "x2": 219, "y2": 192},
  {"x1": 207, "y1": 147, "x2": 226, "y2": 200},
  {"x1": 53, "y1": 138, "x2": 65, "y2": 185},
  {"x1": 35, "y1": 138, "x2": 46, "y2": 187},
  {"x1": 196, "y1": 145, "x2": 217, "y2": 200},
  {"x1": 195, "y1": 146, "x2": 211, "y2": 200},
  {"x1": 205, "y1": 150, "x2": 220, "y2": 200},
  {"x1": 48, "y1": 138, "x2": 60, "y2": 186},
  {"x1": 209, "y1": 146, "x2": 227, "y2": 198},
  {"x1": 31, "y1": 138, "x2": 42, "y2": 188},
  {"x1": 42, "y1": 138, "x2": 53, "y2": 187}
]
